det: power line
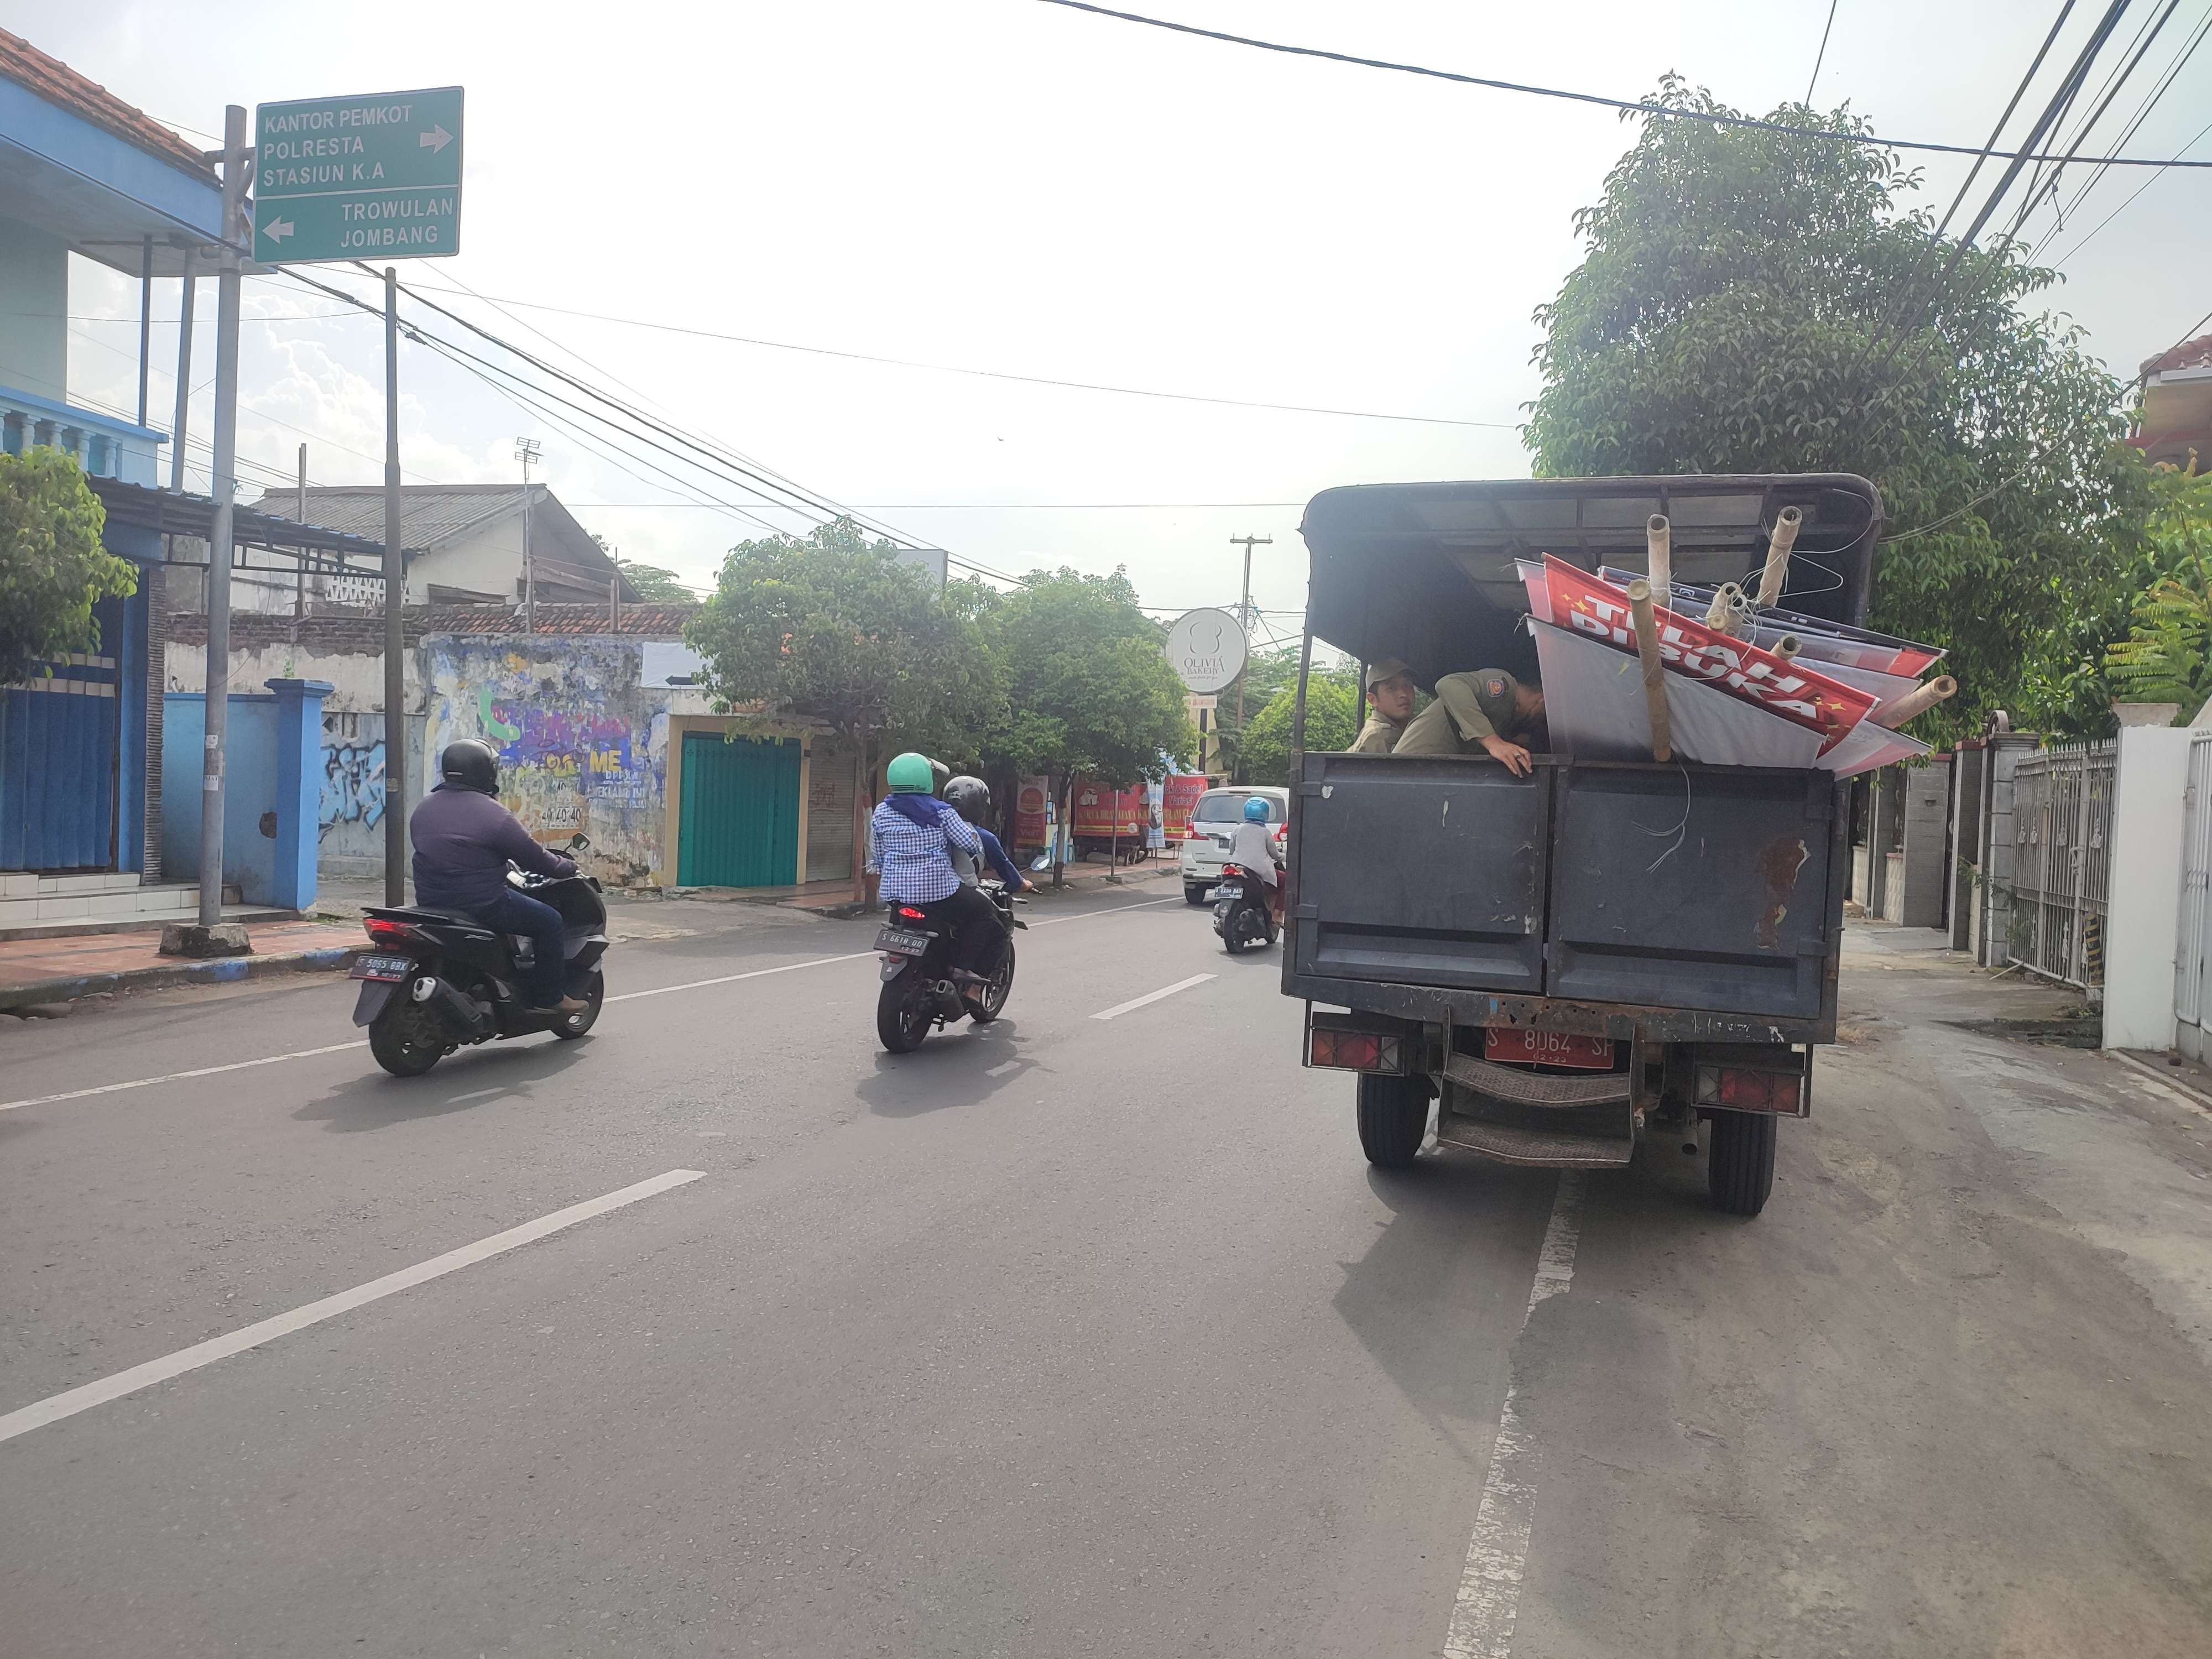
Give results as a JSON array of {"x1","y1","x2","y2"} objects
[
  {"x1": 1806, "y1": 0, "x2": 1840, "y2": 105},
  {"x1": 2005, "y1": 0, "x2": 2189, "y2": 242},
  {"x1": 1030, "y1": 0, "x2": 2212, "y2": 168},
  {"x1": 2037, "y1": 2, "x2": 2212, "y2": 240},
  {"x1": 366, "y1": 277, "x2": 1517, "y2": 430},
  {"x1": 2042, "y1": 110, "x2": 2212, "y2": 263}
]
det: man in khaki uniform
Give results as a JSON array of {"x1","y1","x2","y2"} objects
[
  {"x1": 1391, "y1": 668, "x2": 1546, "y2": 776},
  {"x1": 1349, "y1": 658, "x2": 1419, "y2": 754}
]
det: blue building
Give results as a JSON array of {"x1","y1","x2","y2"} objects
[{"x1": 0, "y1": 28, "x2": 387, "y2": 922}]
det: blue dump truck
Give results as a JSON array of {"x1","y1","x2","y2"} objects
[{"x1": 1281, "y1": 474, "x2": 1887, "y2": 1216}]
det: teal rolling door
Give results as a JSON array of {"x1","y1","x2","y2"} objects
[{"x1": 679, "y1": 734, "x2": 801, "y2": 887}]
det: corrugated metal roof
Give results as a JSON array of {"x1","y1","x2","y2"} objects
[
  {"x1": 429, "y1": 603, "x2": 699, "y2": 635},
  {"x1": 0, "y1": 27, "x2": 216, "y2": 182},
  {"x1": 286, "y1": 484, "x2": 534, "y2": 550}
]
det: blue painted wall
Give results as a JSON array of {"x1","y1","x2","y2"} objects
[{"x1": 160, "y1": 693, "x2": 279, "y2": 905}]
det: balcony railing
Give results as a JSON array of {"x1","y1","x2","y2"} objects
[{"x1": 0, "y1": 383, "x2": 165, "y2": 487}]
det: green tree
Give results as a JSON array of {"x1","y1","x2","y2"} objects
[
  {"x1": 983, "y1": 567, "x2": 1196, "y2": 885},
  {"x1": 684, "y1": 518, "x2": 1004, "y2": 900},
  {"x1": 1237, "y1": 673, "x2": 1360, "y2": 786},
  {"x1": 590, "y1": 534, "x2": 695, "y2": 603},
  {"x1": 0, "y1": 449, "x2": 135, "y2": 686},
  {"x1": 1524, "y1": 77, "x2": 2148, "y2": 743},
  {"x1": 1219, "y1": 644, "x2": 1301, "y2": 781},
  {"x1": 2102, "y1": 462, "x2": 2212, "y2": 719}
]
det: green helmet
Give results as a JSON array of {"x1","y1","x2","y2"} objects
[{"x1": 886, "y1": 751, "x2": 935, "y2": 794}]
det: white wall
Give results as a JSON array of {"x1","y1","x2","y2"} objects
[
  {"x1": 0, "y1": 216, "x2": 69, "y2": 400},
  {"x1": 165, "y1": 640, "x2": 424, "y2": 713},
  {"x1": 2103, "y1": 727, "x2": 2193, "y2": 1052}
]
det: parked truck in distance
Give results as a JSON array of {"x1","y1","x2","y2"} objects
[{"x1": 1281, "y1": 475, "x2": 1886, "y2": 1215}]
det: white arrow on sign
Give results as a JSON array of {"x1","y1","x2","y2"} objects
[
  {"x1": 263, "y1": 217, "x2": 295, "y2": 243},
  {"x1": 419, "y1": 125, "x2": 453, "y2": 154}
]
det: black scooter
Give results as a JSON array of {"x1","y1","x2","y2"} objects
[
  {"x1": 874, "y1": 880, "x2": 1025, "y2": 1052},
  {"x1": 1212, "y1": 862, "x2": 1279, "y2": 954},
  {"x1": 351, "y1": 833, "x2": 610, "y2": 1077}
]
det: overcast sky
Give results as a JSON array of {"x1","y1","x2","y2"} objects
[{"x1": 30, "y1": 0, "x2": 2212, "y2": 633}]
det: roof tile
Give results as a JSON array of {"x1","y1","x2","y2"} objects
[{"x1": 0, "y1": 27, "x2": 216, "y2": 181}]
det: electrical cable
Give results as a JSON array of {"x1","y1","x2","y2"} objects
[
  {"x1": 2037, "y1": 1, "x2": 2212, "y2": 240},
  {"x1": 347, "y1": 275, "x2": 1516, "y2": 431},
  {"x1": 1806, "y1": 0, "x2": 1840, "y2": 105},
  {"x1": 1028, "y1": 0, "x2": 2212, "y2": 168},
  {"x1": 2042, "y1": 110, "x2": 2212, "y2": 263},
  {"x1": 2005, "y1": 0, "x2": 2187, "y2": 242}
]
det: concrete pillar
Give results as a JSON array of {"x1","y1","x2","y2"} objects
[
  {"x1": 1897, "y1": 754, "x2": 1952, "y2": 929},
  {"x1": 265, "y1": 677, "x2": 334, "y2": 912},
  {"x1": 1949, "y1": 743, "x2": 1986, "y2": 951},
  {"x1": 1980, "y1": 735, "x2": 2040, "y2": 967},
  {"x1": 2103, "y1": 727, "x2": 2192, "y2": 1051}
]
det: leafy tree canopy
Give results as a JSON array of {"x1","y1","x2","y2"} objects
[
  {"x1": 1238, "y1": 674, "x2": 1360, "y2": 786},
  {"x1": 983, "y1": 566, "x2": 1195, "y2": 789},
  {"x1": 1525, "y1": 77, "x2": 2150, "y2": 743},
  {"x1": 2101, "y1": 462, "x2": 2212, "y2": 719},
  {"x1": 614, "y1": 555, "x2": 693, "y2": 603},
  {"x1": 684, "y1": 517, "x2": 1003, "y2": 757},
  {"x1": 0, "y1": 450, "x2": 135, "y2": 686}
]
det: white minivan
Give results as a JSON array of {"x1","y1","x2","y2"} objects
[{"x1": 1180, "y1": 786, "x2": 1290, "y2": 905}]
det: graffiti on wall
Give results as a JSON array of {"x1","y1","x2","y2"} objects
[
  {"x1": 320, "y1": 738, "x2": 386, "y2": 837},
  {"x1": 477, "y1": 686, "x2": 654, "y2": 807}
]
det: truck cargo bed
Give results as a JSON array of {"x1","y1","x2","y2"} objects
[{"x1": 1285, "y1": 751, "x2": 1844, "y2": 1041}]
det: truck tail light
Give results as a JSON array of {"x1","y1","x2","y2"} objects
[
  {"x1": 1694, "y1": 1065, "x2": 1802, "y2": 1113},
  {"x1": 1310, "y1": 1028, "x2": 1402, "y2": 1074}
]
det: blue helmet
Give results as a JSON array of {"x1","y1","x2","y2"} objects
[{"x1": 1243, "y1": 796, "x2": 1270, "y2": 822}]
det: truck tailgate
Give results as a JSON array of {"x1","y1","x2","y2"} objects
[
  {"x1": 1293, "y1": 755, "x2": 1550, "y2": 992},
  {"x1": 1546, "y1": 764, "x2": 1838, "y2": 1021}
]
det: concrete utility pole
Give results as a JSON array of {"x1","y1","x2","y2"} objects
[
  {"x1": 294, "y1": 443, "x2": 307, "y2": 620},
  {"x1": 196, "y1": 106, "x2": 248, "y2": 933},
  {"x1": 515, "y1": 437, "x2": 541, "y2": 633},
  {"x1": 137, "y1": 236, "x2": 152, "y2": 427},
  {"x1": 169, "y1": 269, "x2": 195, "y2": 491},
  {"x1": 383, "y1": 269, "x2": 406, "y2": 905},
  {"x1": 1228, "y1": 534, "x2": 1271, "y2": 767}
]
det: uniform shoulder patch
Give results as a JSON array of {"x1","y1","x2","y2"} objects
[{"x1": 1483, "y1": 675, "x2": 1505, "y2": 698}]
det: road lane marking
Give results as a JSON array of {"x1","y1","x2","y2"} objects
[
  {"x1": 1091, "y1": 972, "x2": 1215, "y2": 1021},
  {"x1": 606, "y1": 951, "x2": 877, "y2": 1002},
  {"x1": 0, "y1": 1041, "x2": 369, "y2": 1113},
  {"x1": 0, "y1": 896, "x2": 1185, "y2": 1113},
  {"x1": 1442, "y1": 1171, "x2": 1587, "y2": 1659},
  {"x1": 0, "y1": 1168, "x2": 706, "y2": 1446}
]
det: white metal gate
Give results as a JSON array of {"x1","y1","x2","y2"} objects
[
  {"x1": 2175, "y1": 735, "x2": 2212, "y2": 1060},
  {"x1": 2008, "y1": 741, "x2": 2114, "y2": 992}
]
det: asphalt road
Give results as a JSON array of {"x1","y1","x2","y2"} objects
[{"x1": 2, "y1": 893, "x2": 2209, "y2": 1657}]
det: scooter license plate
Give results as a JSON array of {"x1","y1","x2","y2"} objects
[
  {"x1": 350, "y1": 953, "x2": 414, "y2": 982},
  {"x1": 1484, "y1": 1028, "x2": 1614, "y2": 1070},
  {"x1": 874, "y1": 927, "x2": 933, "y2": 956},
  {"x1": 1213, "y1": 884, "x2": 1244, "y2": 900}
]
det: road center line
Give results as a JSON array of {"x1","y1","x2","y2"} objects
[
  {"x1": 1025, "y1": 894, "x2": 1181, "y2": 927},
  {"x1": 0, "y1": 896, "x2": 1185, "y2": 1113},
  {"x1": 0, "y1": 1168, "x2": 706, "y2": 1446},
  {"x1": 1442, "y1": 1171, "x2": 1587, "y2": 1659},
  {"x1": 1091, "y1": 972, "x2": 1215, "y2": 1020}
]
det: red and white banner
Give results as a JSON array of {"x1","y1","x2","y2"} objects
[
  {"x1": 1162, "y1": 773, "x2": 1207, "y2": 841},
  {"x1": 1014, "y1": 777, "x2": 1051, "y2": 847},
  {"x1": 1541, "y1": 556, "x2": 1876, "y2": 753}
]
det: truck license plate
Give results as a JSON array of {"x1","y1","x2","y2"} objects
[
  {"x1": 1485, "y1": 1028, "x2": 1613, "y2": 1070},
  {"x1": 350, "y1": 953, "x2": 414, "y2": 982}
]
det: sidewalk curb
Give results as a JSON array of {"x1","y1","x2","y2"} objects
[
  {"x1": 0, "y1": 946, "x2": 360, "y2": 1014},
  {"x1": 2107, "y1": 1048, "x2": 2212, "y2": 1120}
]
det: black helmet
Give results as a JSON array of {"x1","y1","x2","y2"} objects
[
  {"x1": 439, "y1": 738, "x2": 499, "y2": 794},
  {"x1": 943, "y1": 775, "x2": 992, "y2": 825},
  {"x1": 928, "y1": 758, "x2": 952, "y2": 796}
]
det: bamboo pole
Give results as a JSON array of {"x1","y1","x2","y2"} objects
[
  {"x1": 1773, "y1": 633, "x2": 1801, "y2": 662},
  {"x1": 1756, "y1": 505, "x2": 1803, "y2": 608},
  {"x1": 1874, "y1": 674, "x2": 1959, "y2": 728},
  {"x1": 1645, "y1": 513, "x2": 1672, "y2": 607},
  {"x1": 1627, "y1": 578, "x2": 1672, "y2": 763},
  {"x1": 1704, "y1": 581, "x2": 1742, "y2": 633}
]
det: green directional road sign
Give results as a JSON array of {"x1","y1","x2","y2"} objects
[{"x1": 252, "y1": 86, "x2": 463, "y2": 264}]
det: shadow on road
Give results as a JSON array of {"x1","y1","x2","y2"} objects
[
  {"x1": 854, "y1": 1018, "x2": 1046, "y2": 1118},
  {"x1": 294, "y1": 1034, "x2": 594, "y2": 1131}
]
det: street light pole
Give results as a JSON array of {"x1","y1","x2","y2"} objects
[
  {"x1": 515, "y1": 437, "x2": 541, "y2": 633},
  {"x1": 197, "y1": 106, "x2": 248, "y2": 931},
  {"x1": 1228, "y1": 534, "x2": 1271, "y2": 776},
  {"x1": 383, "y1": 268, "x2": 406, "y2": 905}
]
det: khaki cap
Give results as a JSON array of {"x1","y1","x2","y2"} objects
[{"x1": 1364, "y1": 657, "x2": 1413, "y2": 690}]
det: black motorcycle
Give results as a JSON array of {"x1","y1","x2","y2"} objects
[
  {"x1": 351, "y1": 833, "x2": 611, "y2": 1077},
  {"x1": 1212, "y1": 861, "x2": 1279, "y2": 954},
  {"x1": 874, "y1": 881, "x2": 1025, "y2": 1053}
]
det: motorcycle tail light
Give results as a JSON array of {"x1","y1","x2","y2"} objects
[
  {"x1": 896, "y1": 906, "x2": 927, "y2": 921},
  {"x1": 364, "y1": 917, "x2": 423, "y2": 945}
]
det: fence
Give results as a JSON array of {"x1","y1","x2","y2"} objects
[
  {"x1": 2007, "y1": 741, "x2": 2114, "y2": 992},
  {"x1": 2176, "y1": 735, "x2": 2212, "y2": 1060}
]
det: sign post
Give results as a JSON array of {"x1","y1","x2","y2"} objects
[
  {"x1": 255, "y1": 87, "x2": 465, "y2": 904},
  {"x1": 1165, "y1": 610, "x2": 1246, "y2": 780}
]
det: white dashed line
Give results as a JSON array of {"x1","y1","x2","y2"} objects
[{"x1": 1091, "y1": 973, "x2": 1215, "y2": 1021}]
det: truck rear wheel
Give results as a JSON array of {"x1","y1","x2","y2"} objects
[
  {"x1": 1708, "y1": 1111, "x2": 1776, "y2": 1215},
  {"x1": 1357, "y1": 1073, "x2": 1429, "y2": 1170}
]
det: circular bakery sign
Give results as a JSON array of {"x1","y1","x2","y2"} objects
[{"x1": 1164, "y1": 608, "x2": 1248, "y2": 695}]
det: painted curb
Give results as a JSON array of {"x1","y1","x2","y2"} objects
[{"x1": 0, "y1": 946, "x2": 359, "y2": 1013}]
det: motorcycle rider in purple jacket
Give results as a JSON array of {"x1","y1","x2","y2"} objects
[{"x1": 410, "y1": 739, "x2": 588, "y2": 1014}]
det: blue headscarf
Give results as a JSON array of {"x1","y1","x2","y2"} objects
[{"x1": 881, "y1": 792, "x2": 952, "y2": 830}]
